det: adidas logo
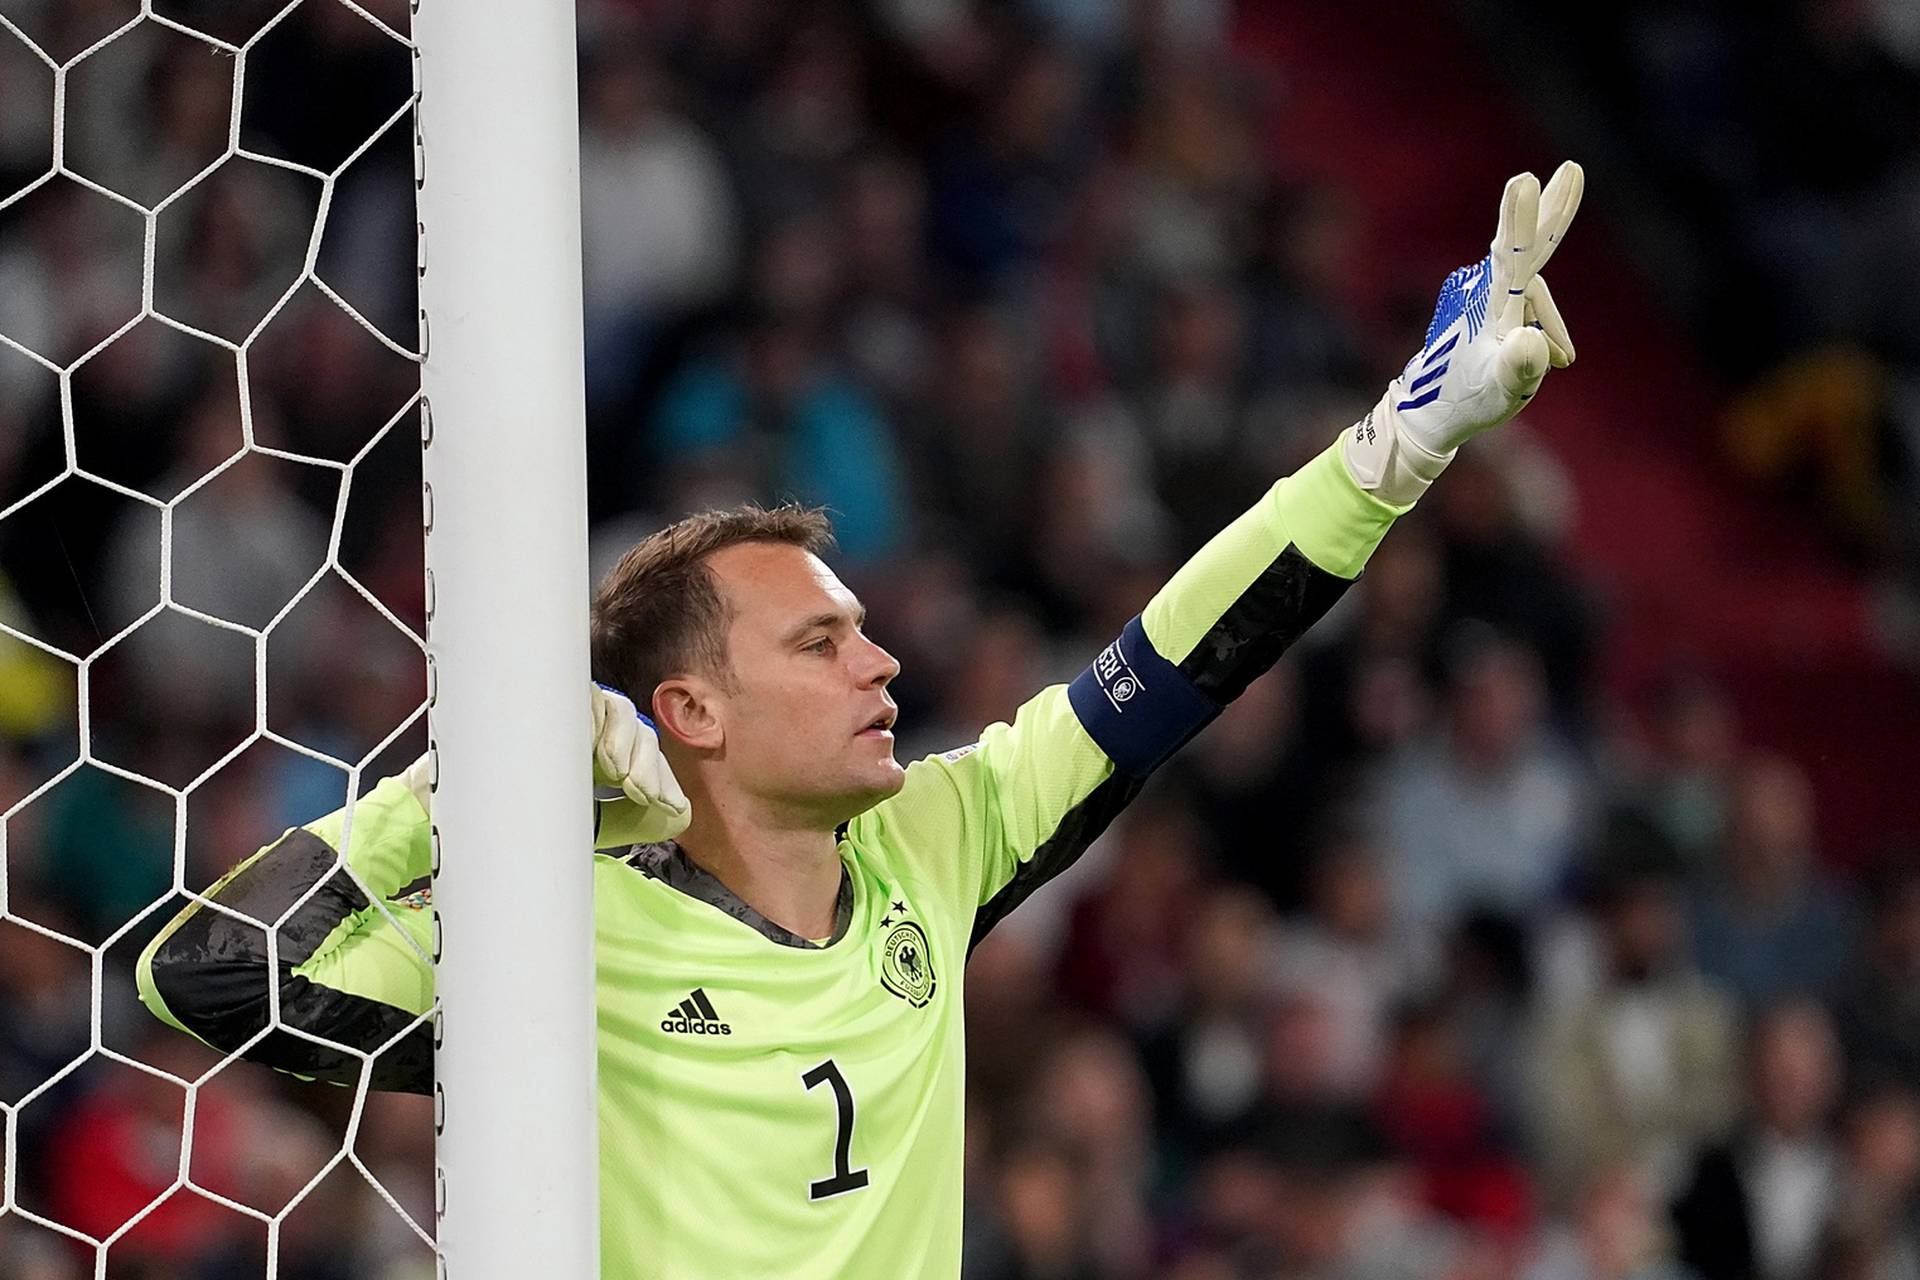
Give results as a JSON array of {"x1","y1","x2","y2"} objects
[{"x1": 660, "y1": 988, "x2": 732, "y2": 1036}]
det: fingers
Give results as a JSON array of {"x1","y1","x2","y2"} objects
[
  {"x1": 594, "y1": 732, "x2": 631, "y2": 790},
  {"x1": 400, "y1": 752, "x2": 433, "y2": 816},
  {"x1": 1529, "y1": 160, "x2": 1584, "y2": 278},
  {"x1": 590, "y1": 680, "x2": 690, "y2": 840},
  {"x1": 592, "y1": 684, "x2": 636, "y2": 788},
  {"x1": 1493, "y1": 325, "x2": 1550, "y2": 401},
  {"x1": 591, "y1": 682, "x2": 621, "y2": 749},
  {"x1": 1489, "y1": 175, "x2": 1520, "y2": 298},
  {"x1": 1525, "y1": 274, "x2": 1575, "y2": 368},
  {"x1": 1491, "y1": 171, "x2": 1541, "y2": 331},
  {"x1": 644, "y1": 756, "x2": 690, "y2": 818},
  {"x1": 625, "y1": 736, "x2": 690, "y2": 818}
]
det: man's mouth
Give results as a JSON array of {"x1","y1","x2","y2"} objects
[{"x1": 858, "y1": 710, "x2": 897, "y2": 737}]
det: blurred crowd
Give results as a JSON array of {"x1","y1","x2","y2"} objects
[
  {"x1": 1, "y1": 1, "x2": 1917, "y2": 1279},
  {"x1": 1532, "y1": 0, "x2": 1920, "y2": 586}
]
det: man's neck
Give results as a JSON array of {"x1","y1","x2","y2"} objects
[{"x1": 675, "y1": 791, "x2": 844, "y2": 942}]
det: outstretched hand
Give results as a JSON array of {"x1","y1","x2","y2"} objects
[
  {"x1": 1344, "y1": 161, "x2": 1584, "y2": 505},
  {"x1": 1400, "y1": 161, "x2": 1584, "y2": 452}
]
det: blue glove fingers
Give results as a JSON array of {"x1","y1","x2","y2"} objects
[{"x1": 1420, "y1": 256, "x2": 1492, "y2": 352}]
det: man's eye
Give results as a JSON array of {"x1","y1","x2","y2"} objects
[{"x1": 805, "y1": 638, "x2": 835, "y2": 655}]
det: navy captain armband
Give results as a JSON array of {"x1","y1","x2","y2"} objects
[{"x1": 1066, "y1": 616, "x2": 1219, "y2": 777}]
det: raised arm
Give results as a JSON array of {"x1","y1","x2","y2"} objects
[
  {"x1": 861, "y1": 163, "x2": 1585, "y2": 946},
  {"x1": 863, "y1": 437, "x2": 1406, "y2": 946}
]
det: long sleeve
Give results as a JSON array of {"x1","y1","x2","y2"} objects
[
  {"x1": 135, "y1": 775, "x2": 437, "y2": 1094},
  {"x1": 854, "y1": 440, "x2": 1410, "y2": 949}
]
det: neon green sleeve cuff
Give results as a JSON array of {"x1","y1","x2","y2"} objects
[
  {"x1": 304, "y1": 775, "x2": 433, "y2": 900},
  {"x1": 1268, "y1": 439, "x2": 1411, "y2": 580}
]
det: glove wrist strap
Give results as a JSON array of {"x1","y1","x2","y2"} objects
[{"x1": 1342, "y1": 390, "x2": 1454, "y2": 506}]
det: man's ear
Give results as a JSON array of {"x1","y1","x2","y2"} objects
[{"x1": 652, "y1": 678, "x2": 724, "y2": 752}]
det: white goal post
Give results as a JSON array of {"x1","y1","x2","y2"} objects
[
  {"x1": 413, "y1": 0, "x2": 601, "y2": 1277},
  {"x1": 0, "y1": 0, "x2": 599, "y2": 1274}
]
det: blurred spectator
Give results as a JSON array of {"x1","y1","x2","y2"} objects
[
  {"x1": 1724, "y1": 347, "x2": 1898, "y2": 564},
  {"x1": 1241, "y1": 184, "x2": 1370, "y2": 397},
  {"x1": 1373, "y1": 1000, "x2": 1535, "y2": 1243},
  {"x1": 895, "y1": 602, "x2": 1047, "y2": 762},
  {"x1": 964, "y1": 1139, "x2": 1107, "y2": 1280},
  {"x1": 1263, "y1": 985, "x2": 1355, "y2": 1117},
  {"x1": 1425, "y1": 449, "x2": 1594, "y2": 724},
  {"x1": 33, "y1": 762, "x2": 172, "y2": 944},
  {"x1": 1335, "y1": 1154, "x2": 1497, "y2": 1280},
  {"x1": 925, "y1": 39, "x2": 1090, "y2": 284},
  {"x1": 837, "y1": 153, "x2": 936, "y2": 409},
  {"x1": 1688, "y1": 754, "x2": 1856, "y2": 1011},
  {"x1": 40, "y1": 1032, "x2": 249, "y2": 1271},
  {"x1": 1626, "y1": 671, "x2": 1741, "y2": 873},
  {"x1": 1023, "y1": 161, "x2": 1145, "y2": 405},
  {"x1": 0, "y1": 575, "x2": 71, "y2": 742},
  {"x1": 1834, "y1": 858, "x2": 1920, "y2": 1090},
  {"x1": 1811, "y1": 1084, "x2": 1920, "y2": 1280},
  {"x1": 728, "y1": 14, "x2": 871, "y2": 226},
  {"x1": 1524, "y1": 1164, "x2": 1694, "y2": 1280},
  {"x1": 1528, "y1": 854, "x2": 1740, "y2": 1204},
  {"x1": 1271, "y1": 836, "x2": 1429, "y2": 1091},
  {"x1": 0, "y1": 1219, "x2": 78, "y2": 1280},
  {"x1": 578, "y1": 41, "x2": 740, "y2": 399},
  {"x1": 1139, "y1": 886, "x2": 1278, "y2": 1154},
  {"x1": 651, "y1": 307, "x2": 906, "y2": 559},
  {"x1": 1373, "y1": 631, "x2": 1592, "y2": 932},
  {"x1": 1027, "y1": 1030, "x2": 1157, "y2": 1276},
  {"x1": 1295, "y1": 520, "x2": 1447, "y2": 815},
  {"x1": 0, "y1": 896, "x2": 91, "y2": 1111},
  {"x1": 1133, "y1": 278, "x2": 1266, "y2": 547},
  {"x1": 1120, "y1": 55, "x2": 1262, "y2": 288},
  {"x1": 905, "y1": 304, "x2": 1051, "y2": 585},
  {"x1": 1023, "y1": 408, "x2": 1176, "y2": 635},
  {"x1": 153, "y1": 157, "x2": 314, "y2": 346},
  {"x1": 1445, "y1": 909, "x2": 1538, "y2": 1144},
  {"x1": 251, "y1": 298, "x2": 419, "y2": 485},
  {"x1": 969, "y1": 1028, "x2": 1156, "y2": 1279},
  {"x1": 1175, "y1": 663, "x2": 1321, "y2": 901},
  {"x1": 104, "y1": 384, "x2": 330, "y2": 723},
  {"x1": 1672, "y1": 1000, "x2": 1845, "y2": 1280},
  {"x1": 351, "y1": 1091, "x2": 440, "y2": 1279},
  {"x1": 1057, "y1": 792, "x2": 1209, "y2": 1033},
  {"x1": 1200, "y1": 1109, "x2": 1492, "y2": 1280},
  {"x1": 0, "y1": 164, "x2": 144, "y2": 374}
]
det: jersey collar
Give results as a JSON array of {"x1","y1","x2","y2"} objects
[{"x1": 624, "y1": 842, "x2": 854, "y2": 949}]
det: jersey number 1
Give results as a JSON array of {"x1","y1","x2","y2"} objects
[{"x1": 802, "y1": 1059, "x2": 870, "y2": 1200}]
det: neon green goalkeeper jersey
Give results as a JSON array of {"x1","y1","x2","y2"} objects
[{"x1": 137, "y1": 442, "x2": 1405, "y2": 1279}]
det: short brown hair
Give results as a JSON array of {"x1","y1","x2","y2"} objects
[{"x1": 590, "y1": 503, "x2": 835, "y2": 707}]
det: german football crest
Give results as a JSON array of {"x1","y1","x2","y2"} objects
[{"x1": 879, "y1": 920, "x2": 936, "y2": 1008}]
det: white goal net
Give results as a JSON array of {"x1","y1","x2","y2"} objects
[{"x1": 0, "y1": 2, "x2": 447, "y2": 1276}]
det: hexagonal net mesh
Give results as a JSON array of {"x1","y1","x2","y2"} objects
[{"x1": 0, "y1": 2, "x2": 438, "y2": 1276}]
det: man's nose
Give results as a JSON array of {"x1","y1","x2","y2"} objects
[{"x1": 855, "y1": 636, "x2": 900, "y2": 688}]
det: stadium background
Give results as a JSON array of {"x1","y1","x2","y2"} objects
[{"x1": 3, "y1": 0, "x2": 1920, "y2": 1276}]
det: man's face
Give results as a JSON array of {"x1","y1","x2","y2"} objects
[{"x1": 700, "y1": 542, "x2": 904, "y2": 824}]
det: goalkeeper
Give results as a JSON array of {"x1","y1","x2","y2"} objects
[{"x1": 139, "y1": 166, "x2": 1583, "y2": 1279}]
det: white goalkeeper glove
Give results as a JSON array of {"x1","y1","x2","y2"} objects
[
  {"x1": 1345, "y1": 161, "x2": 1584, "y2": 505},
  {"x1": 591, "y1": 682, "x2": 692, "y2": 847},
  {"x1": 400, "y1": 751, "x2": 435, "y2": 816},
  {"x1": 395, "y1": 684, "x2": 691, "y2": 847}
]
